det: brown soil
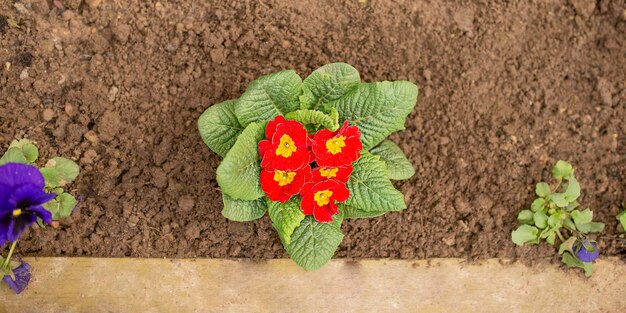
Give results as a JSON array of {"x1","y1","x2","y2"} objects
[{"x1": 0, "y1": 0, "x2": 624, "y2": 262}]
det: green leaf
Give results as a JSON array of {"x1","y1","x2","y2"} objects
[
  {"x1": 198, "y1": 100, "x2": 244, "y2": 157},
  {"x1": 340, "y1": 204, "x2": 387, "y2": 219},
  {"x1": 285, "y1": 215, "x2": 344, "y2": 271},
  {"x1": 344, "y1": 151, "x2": 407, "y2": 213},
  {"x1": 564, "y1": 177, "x2": 580, "y2": 202},
  {"x1": 617, "y1": 211, "x2": 626, "y2": 231},
  {"x1": 235, "y1": 70, "x2": 302, "y2": 127},
  {"x1": 300, "y1": 63, "x2": 361, "y2": 110},
  {"x1": 552, "y1": 160, "x2": 573, "y2": 181},
  {"x1": 369, "y1": 140, "x2": 415, "y2": 180},
  {"x1": 558, "y1": 237, "x2": 577, "y2": 255},
  {"x1": 285, "y1": 109, "x2": 340, "y2": 131},
  {"x1": 0, "y1": 148, "x2": 28, "y2": 165},
  {"x1": 517, "y1": 210, "x2": 534, "y2": 225},
  {"x1": 8, "y1": 139, "x2": 39, "y2": 163},
  {"x1": 221, "y1": 194, "x2": 267, "y2": 222},
  {"x1": 561, "y1": 252, "x2": 594, "y2": 277},
  {"x1": 43, "y1": 192, "x2": 77, "y2": 220},
  {"x1": 329, "y1": 81, "x2": 418, "y2": 149},
  {"x1": 39, "y1": 167, "x2": 61, "y2": 188},
  {"x1": 511, "y1": 224, "x2": 539, "y2": 245},
  {"x1": 551, "y1": 193, "x2": 569, "y2": 208},
  {"x1": 530, "y1": 198, "x2": 546, "y2": 212},
  {"x1": 576, "y1": 222, "x2": 605, "y2": 234},
  {"x1": 44, "y1": 157, "x2": 80, "y2": 186},
  {"x1": 535, "y1": 182, "x2": 551, "y2": 197},
  {"x1": 548, "y1": 212, "x2": 564, "y2": 228},
  {"x1": 533, "y1": 211, "x2": 549, "y2": 229},
  {"x1": 571, "y1": 209, "x2": 593, "y2": 226},
  {"x1": 216, "y1": 122, "x2": 265, "y2": 200},
  {"x1": 267, "y1": 198, "x2": 305, "y2": 244}
]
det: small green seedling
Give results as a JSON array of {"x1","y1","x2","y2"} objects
[
  {"x1": 617, "y1": 203, "x2": 626, "y2": 234},
  {"x1": 511, "y1": 160, "x2": 604, "y2": 276}
]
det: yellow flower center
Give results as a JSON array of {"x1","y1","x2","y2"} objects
[
  {"x1": 273, "y1": 170, "x2": 297, "y2": 186},
  {"x1": 12, "y1": 209, "x2": 22, "y2": 217},
  {"x1": 276, "y1": 134, "x2": 297, "y2": 157},
  {"x1": 314, "y1": 190, "x2": 333, "y2": 206},
  {"x1": 319, "y1": 168, "x2": 338, "y2": 179},
  {"x1": 325, "y1": 136, "x2": 346, "y2": 155}
]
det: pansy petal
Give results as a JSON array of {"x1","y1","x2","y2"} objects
[
  {"x1": 27, "y1": 205, "x2": 53, "y2": 224},
  {"x1": 2, "y1": 261, "x2": 32, "y2": 294},
  {"x1": 7, "y1": 214, "x2": 36, "y2": 242},
  {"x1": 9, "y1": 184, "x2": 56, "y2": 209},
  {"x1": 0, "y1": 182, "x2": 13, "y2": 211},
  {"x1": 0, "y1": 163, "x2": 45, "y2": 189}
]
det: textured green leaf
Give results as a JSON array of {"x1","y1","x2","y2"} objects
[
  {"x1": 571, "y1": 209, "x2": 593, "y2": 226},
  {"x1": 221, "y1": 193, "x2": 267, "y2": 222},
  {"x1": 564, "y1": 177, "x2": 580, "y2": 202},
  {"x1": 369, "y1": 140, "x2": 415, "y2": 180},
  {"x1": 300, "y1": 63, "x2": 361, "y2": 110},
  {"x1": 340, "y1": 204, "x2": 387, "y2": 219},
  {"x1": 285, "y1": 215, "x2": 344, "y2": 271},
  {"x1": 216, "y1": 122, "x2": 265, "y2": 200},
  {"x1": 511, "y1": 225, "x2": 539, "y2": 245},
  {"x1": 198, "y1": 100, "x2": 243, "y2": 157},
  {"x1": 535, "y1": 182, "x2": 551, "y2": 197},
  {"x1": 344, "y1": 151, "x2": 406, "y2": 213},
  {"x1": 517, "y1": 210, "x2": 534, "y2": 225},
  {"x1": 43, "y1": 192, "x2": 77, "y2": 220},
  {"x1": 552, "y1": 160, "x2": 573, "y2": 181},
  {"x1": 329, "y1": 81, "x2": 418, "y2": 149},
  {"x1": 285, "y1": 108, "x2": 340, "y2": 131},
  {"x1": 268, "y1": 198, "x2": 305, "y2": 244},
  {"x1": 8, "y1": 139, "x2": 39, "y2": 163},
  {"x1": 533, "y1": 211, "x2": 548, "y2": 229},
  {"x1": 45, "y1": 157, "x2": 80, "y2": 186},
  {"x1": 235, "y1": 70, "x2": 302, "y2": 127},
  {"x1": 0, "y1": 148, "x2": 28, "y2": 165},
  {"x1": 576, "y1": 222, "x2": 605, "y2": 234}
]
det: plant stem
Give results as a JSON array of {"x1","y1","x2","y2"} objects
[
  {"x1": 2, "y1": 241, "x2": 17, "y2": 270},
  {"x1": 556, "y1": 230, "x2": 565, "y2": 242},
  {"x1": 551, "y1": 181, "x2": 562, "y2": 193}
]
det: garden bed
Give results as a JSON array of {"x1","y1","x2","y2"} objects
[{"x1": 0, "y1": 0, "x2": 624, "y2": 263}]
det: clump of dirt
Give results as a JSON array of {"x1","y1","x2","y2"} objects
[{"x1": 0, "y1": 0, "x2": 624, "y2": 262}]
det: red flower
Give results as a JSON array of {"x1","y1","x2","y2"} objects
[
  {"x1": 312, "y1": 164, "x2": 353, "y2": 183},
  {"x1": 260, "y1": 166, "x2": 312, "y2": 203},
  {"x1": 300, "y1": 179, "x2": 349, "y2": 222},
  {"x1": 311, "y1": 121, "x2": 362, "y2": 166},
  {"x1": 258, "y1": 116, "x2": 310, "y2": 171}
]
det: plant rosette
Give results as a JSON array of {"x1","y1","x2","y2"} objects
[
  {"x1": 0, "y1": 139, "x2": 80, "y2": 293},
  {"x1": 199, "y1": 63, "x2": 418, "y2": 270},
  {"x1": 511, "y1": 160, "x2": 604, "y2": 276}
]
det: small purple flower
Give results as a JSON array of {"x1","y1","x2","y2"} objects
[
  {"x1": 2, "y1": 261, "x2": 31, "y2": 294},
  {"x1": 574, "y1": 239, "x2": 600, "y2": 263},
  {"x1": 0, "y1": 163, "x2": 55, "y2": 246}
]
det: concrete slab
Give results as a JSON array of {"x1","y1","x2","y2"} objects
[{"x1": 0, "y1": 258, "x2": 624, "y2": 312}]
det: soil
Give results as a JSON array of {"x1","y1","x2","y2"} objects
[{"x1": 0, "y1": 0, "x2": 624, "y2": 262}]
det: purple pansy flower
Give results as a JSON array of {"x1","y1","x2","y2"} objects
[
  {"x1": 2, "y1": 261, "x2": 31, "y2": 294},
  {"x1": 0, "y1": 163, "x2": 55, "y2": 246},
  {"x1": 574, "y1": 239, "x2": 600, "y2": 263}
]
